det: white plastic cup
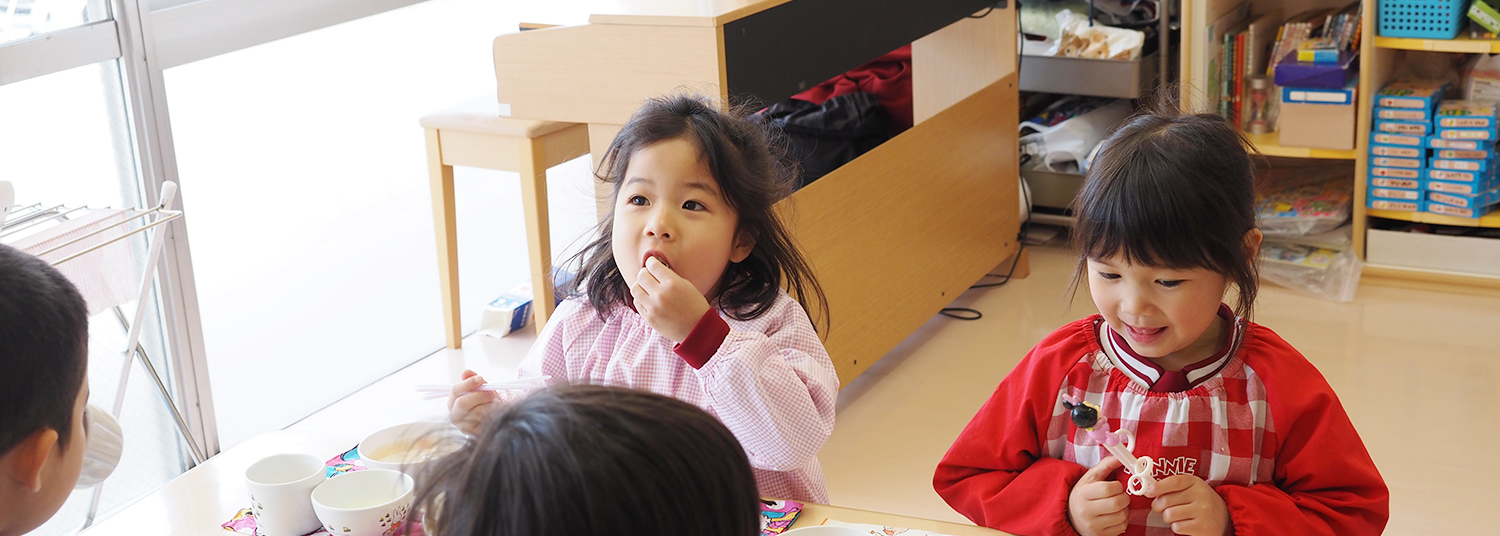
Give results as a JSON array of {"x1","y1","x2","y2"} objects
[
  {"x1": 311, "y1": 469, "x2": 415, "y2": 536},
  {"x1": 244, "y1": 453, "x2": 325, "y2": 536}
]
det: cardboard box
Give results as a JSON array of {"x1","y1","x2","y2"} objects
[
  {"x1": 1280, "y1": 101, "x2": 1356, "y2": 150},
  {"x1": 1367, "y1": 228, "x2": 1500, "y2": 275}
]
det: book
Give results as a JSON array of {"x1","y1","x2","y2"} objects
[
  {"x1": 1268, "y1": 8, "x2": 1335, "y2": 76},
  {"x1": 1198, "y1": 3, "x2": 1251, "y2": 114}
]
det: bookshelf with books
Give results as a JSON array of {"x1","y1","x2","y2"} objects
[{"x1": 1182, "y1": 0, "x2": 1364, "y2": 157}]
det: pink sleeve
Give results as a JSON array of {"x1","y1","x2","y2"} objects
[
  {"x1": 516, "y1": 299, "x2": 587, "y2": 386},
  {"x1": 692, "y1": 296, "x2": 839, "y2": 472},
  {"x1": 1218, "y1": 331, "x2": 1389, "y2": 535},
  {"x1": 933, "y1": 324, "x2": 1091, "y2": 536}
]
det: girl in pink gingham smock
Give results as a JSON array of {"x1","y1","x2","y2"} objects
[{"x1": 448, "y1": 94, "x2": 838, "y2": 503}]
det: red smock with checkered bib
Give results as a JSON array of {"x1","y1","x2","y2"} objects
[{"x1": 934, "y1": 307, "x2": 1388, "y2": 536}]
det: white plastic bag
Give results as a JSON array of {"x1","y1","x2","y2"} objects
[
  {"x1": 1259, "y1": 239, "x2": 1362, "y2": 302},
  {"x1": 1019, "y1": 98, "x2": 1134, "y2": 173},
  {"x1": 1048, "y1": 9, "x2": 1145, "y2": 60}
]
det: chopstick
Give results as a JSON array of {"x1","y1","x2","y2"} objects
[{"x1": 414, "y1": 376, "x2": 551, "y2": 400}]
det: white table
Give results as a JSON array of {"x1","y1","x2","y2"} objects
[{"x1": 82, "y1": 429, "x2": 1011, "y2": 535}]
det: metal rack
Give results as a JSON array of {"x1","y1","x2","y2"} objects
[{"x1": 0, "y1": 181, "x2": 203, "y2": 526}]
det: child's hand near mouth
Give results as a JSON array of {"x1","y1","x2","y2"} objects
[{"x1": 630, "y1": 256, "x2": 712, "y2": 343}]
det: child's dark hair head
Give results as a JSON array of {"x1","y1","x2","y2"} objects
[
  {"x1": 567, "y1": 93, "x2": 828, "y2": 329},
  {"x1": 411, "y1": 384, "x2": 761, "y2": 536},
  {"x1": 1071, "y1": 110, "x2": 1260, "y2": 317},
  {"x1": 0, "y1": 243, "x2": 89, "y2": 455}
]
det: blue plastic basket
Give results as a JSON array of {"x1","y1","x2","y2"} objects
[{"x1": 1379, "y1": 0, "x2": 1470, "y2": 39}]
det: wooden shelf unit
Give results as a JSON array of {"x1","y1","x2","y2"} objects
[
  {"x1": 1366, "y1": 208, "x2": 1500, "y2": 228},
  {"x1": 1357, "y1": 0, "x2": 1500, "y2": 287},
  {"x1": 1373, "y1": 35, "x2": 1500, "y2": 54},
  {"x1": 1183, "y1": 0, "x2": 1500, "y2": 289},
  {"x1": 1243, "y1": 130, "x2": 1359, "y2": 159}
]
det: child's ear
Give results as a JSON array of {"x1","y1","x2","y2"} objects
[
  {"x1": 5, "y1": 428, "x2": 59, "y2": 493},
  {"x1": 730, "y1": 229, "x2": 756, "y2": 263},
  {"x1": 1243, "y1": 229, "x2": 1264, "y2": 258}
]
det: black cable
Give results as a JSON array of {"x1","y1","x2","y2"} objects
[
  {"x1": 940, "y1": 163, "x2": 1034, "y2": 321},
  {"x1": 968, "y1": 1, "x2": 1005, "y2": 18}
]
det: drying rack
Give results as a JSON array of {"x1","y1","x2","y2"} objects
[{"x1": 1, "y1": 181, "x2": 205, "y2": 526}]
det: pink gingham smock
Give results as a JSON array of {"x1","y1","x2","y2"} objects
[{"x1": 517, "y1": 291, "x2": 839, "y2": 503}]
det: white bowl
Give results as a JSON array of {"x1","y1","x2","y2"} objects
[
  {"x1": 357, "y1": 422, "x2": 463, "y2": 475},
  {"x1": 782, "y1": 527, "x2": 867, "y2": 535},
  {"x1": 310, "y1": 469, "x2": 413, "y2": 536}
]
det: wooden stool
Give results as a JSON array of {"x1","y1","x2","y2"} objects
[{"x1": 421, "y1": 94, "x2": 590, "y2": 348}]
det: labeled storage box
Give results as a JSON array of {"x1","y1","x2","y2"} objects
[
  {"x1": 1375, "y1": 120, "x2": 1432, "y2": 135},
  {"x1": 1436, "y1": 127, "x2": 1498, "y2": 141},
  {"x1": 1427, "y1": 167, "x2": 1493, "y2": 182},
  {"x1": 1369, "y1": 198, "x2": 1423, "y2": 211},
  {"x1": 1430, "y1": 157, "x2": 1493, "y2": 172},
  {"x1": 1371, "y1": 187, "x2": 1425, "y2": 200},
  {"x1": 1426, "y1": 177, "x2": 1499, "y2": 194},
  {"x1": 1371, "y1": 156, "x2": 1425, "y2": 168},
  {"x1": 1371, "y1": 177, "x2": 1424, "y2": 189},
  {"x1": 1426, "y1": 200, "x2": 1497, "y2": 218},
  {"x1": 1427, "y1": 186, "x2": 1500, "y2": 208},
  {"x1": 1372, "y1": 165, "x2": 1425, "y2": 179},
  {"x1": 1436, "y1": 100, "x2": 1498, "y2": 129},
  {"x1": 1374, "y1": 132, "x2": 1428, "y2": 146},
  {"x1": 1428, "y1": 137, "x2": 1487, "y2": 150},
  {"x1": 1371, "y1": 144, "x2": 1426, "y2": 157},
  {"x1": 1374, "y1": 80, "x2": 1448, "y2": 109},
  {"x1": 1375, "y1": 107, "x2": 1435, "y2": 123},
  {"x1": 1435, "y1": 149, "x2": 1491, "y2": 159}
]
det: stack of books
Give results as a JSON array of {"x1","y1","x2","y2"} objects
[
  {"x1": 1368, "y1": 81, "x2": 1446, "y2": 213},
  {"x1": 1427, "y1": 101, "x2": 1500, "y2": 218}
]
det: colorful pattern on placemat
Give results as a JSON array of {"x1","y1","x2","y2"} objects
[
  {"x1": 221, "y1": 445, "x2": 371, "y2": 536},
  {"x1": 760, "y1": 500, "x2": 803, "y2": 534}
]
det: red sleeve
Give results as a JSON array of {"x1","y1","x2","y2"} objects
[
  {"x1": 1217, "y1": 327, "x2": 1389, "y2": 535},
  {"x1": 933, "y1": 320, "x2": 1093, "y2": 536},
  {"x1": 673, "y1": 308, "x2": 730, "y2": 369}
]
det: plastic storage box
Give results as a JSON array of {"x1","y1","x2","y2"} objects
[{"x1": 1378, "y1": 0, "x2": 1468, "y2": 39}]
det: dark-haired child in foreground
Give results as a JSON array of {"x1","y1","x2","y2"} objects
[
  {"x1": 449, "y1": 94, "x2": 838, "y2": 503},
  {"x1": 416, "y1": 385, "x2": 761, "y2": 536},
  {"x1": 934, "y1": 112, "x2": 1388, "y2": 536},
  {"x1": 0, "y1": 244, "x2": 93, "y2": 536}
]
